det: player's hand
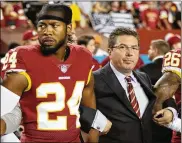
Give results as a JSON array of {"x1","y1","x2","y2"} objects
[
  {"x1": 152, "y1": 102, "x2": 162, "y2": 114},
  {"x1": 87, "y1": 128, "x2": 99, "y2": 143},
  {"x1": 100, "y1": 119, "x2": 112, "y2": 135},
  {"x1": 153, "y1": 108, "x2": 173, "y2": 126}
]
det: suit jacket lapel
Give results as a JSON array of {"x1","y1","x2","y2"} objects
[
  {"x1": 133, "y1": 71, "x2": 155, "y2": 100},
  {"x1": 101, "y1": 63, "x2": 137, "y2": 118}
]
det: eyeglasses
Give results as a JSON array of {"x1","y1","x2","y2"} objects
[{"x1": 113, "y1": 44, "x2": 140, "y2": 51}]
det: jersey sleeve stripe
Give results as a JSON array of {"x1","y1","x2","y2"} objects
[
  {"x1": 164, "y1": 70, "x2": 181, "y2": 78},
  {"x1": 162, "y1": 66, "x2": 181, "y2": 78},
  {"x1": 19, "y1": 72, "x2": 32, "y2": 92},
  {"x1": 86, "y1": 65, "x2": 94, "y2": 85}
]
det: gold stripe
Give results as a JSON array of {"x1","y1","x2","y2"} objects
[
  {"x1": 171, "y1": 71, "x2": 181, "y2": 78},
  {"x1": 165, "y1": 70, "x2": 181, "y2": 78},
  {"x1": 19, "y1": 72, "x2": 32, "y2": 92},
  {"x1": 86, "y1": 67, "x2": 93, "y2": 85}
]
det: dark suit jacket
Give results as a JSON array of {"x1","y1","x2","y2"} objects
[
  {"x1": 139, "y1": 58, "x2": 163, "y2": 85},
  {"x1": 93, "y1": 63, "x2": 156, "y2": 143},
  {"x1": 139, "y1": 58, "x2": 177, "y2": 143}
]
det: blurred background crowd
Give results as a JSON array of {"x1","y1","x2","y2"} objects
[{"x1": 0, "y1": 0, "x2": 181, "y2": 66}]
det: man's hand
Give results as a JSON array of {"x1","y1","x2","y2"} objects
[
  {"x1": 100, "y1": 119, "x2": 112, "y2": 135},
  {"x1": 153, "y1": 108, "x2": 173, "y2": 126},
  {"x1": 87, "y1": 128, "x2": 99, "y2": 143}
]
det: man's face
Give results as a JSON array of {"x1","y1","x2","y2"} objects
[
  {"x1": 37, "y1": 19, "x2": 67, "y2": 55},
  {"x1": 148, "y1": 44, "x2": 157, "y2": 61},
  {"x1": 111, "y1": 1, "x2": 120, "y2": 12},
  {"x1": 87, "y1": 39, "x2": 96, "y2": 54},
  {"x1": 110, "y1": 35, "x2": 139, "y2": 73}
]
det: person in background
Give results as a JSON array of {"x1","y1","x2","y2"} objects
[
  {"x1": 1, "y1": 1, "x2": 30, "y2": 29},
  {"x1": 22, "y1": 29, "x2": 39, "y2": 45},
  {"x1": 92, "y1": 2, "x2": 110, "y2": 14},
  {"x1": 110, "y1": 1, "x2": 121, "y2": 13},
  {"x1": 139, "y1": 39, "x2": 171, "y2": 85},
  {"x1": 140, "y1": 1, "x2": 160, "y2": 30},
  {"x1": 78, "y1": 35, "x2": 101, "y2": 71},
  {"x1": 166, "y1": 34, "x2": 181, "y2": 50},
  {"x1": 93, "y1": 34, "x2": 109, "y2": 60},
  {"x1": 159, "y1": 1, "x2": 173, "y2": 30}
]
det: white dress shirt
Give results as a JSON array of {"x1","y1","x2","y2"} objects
[
  {"x1": 110, "y1": 62, "x2": 149, "y2": 118},
  {"x1": 166, "y1": 107, "x2": 181, "y2": 132}
]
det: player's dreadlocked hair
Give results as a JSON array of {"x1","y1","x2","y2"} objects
[{"x1": 108, "y1": 27, "x2": 140, "y2": 49}]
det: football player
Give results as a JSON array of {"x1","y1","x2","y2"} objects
[
  {"x1": 1, "y1": 3, "x2": 99, "y2": 142},
  {"x1": 153, "y1": 48, "x2": 181, "y2": 142}
]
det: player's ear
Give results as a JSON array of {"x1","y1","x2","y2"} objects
[{"x1": 67, "y1": 24, "x2": 72, "y2": 35}]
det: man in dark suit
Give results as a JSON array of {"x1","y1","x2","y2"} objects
[
  {"x1": 139, "y1": 39, "x2": 176, "y2": 143},
  {"x1": 93, "y1": 27, "x2": 157, "y2": 143},
  {"x1": 139, "y1": 39, "x2": 171, "y2": 85},
  {"x1": 93, "y1": 27, "x2": 176, "y2": 143}
]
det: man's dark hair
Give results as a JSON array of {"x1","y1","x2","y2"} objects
[
  {"x1": 108, "y1": 27, "x2": 140, "y2": 49},
  {"x1": 37, "y1": 3, "x2": 72, "y2": 25},
  {"x1": 77, "y1": 35, "x2": 95, "y2": 47}
]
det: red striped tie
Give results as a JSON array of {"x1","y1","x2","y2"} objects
[{"x1": 125, "y1": 76, "x2": 141, "y2": 118}]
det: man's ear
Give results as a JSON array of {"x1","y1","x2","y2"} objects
[
  {"x1": 67, "y1": 24, "x2": 72, "y2": 35},
  {"x1": 108, "y1": 48, "x2": 112, "y2": 55},
  {"x1": 154, "y1": 47, "x2": 159, "y2": 55}
]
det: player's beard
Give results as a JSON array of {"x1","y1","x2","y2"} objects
[{"x1": 40, "y1": 37, "x2": 67, "y2": 56}]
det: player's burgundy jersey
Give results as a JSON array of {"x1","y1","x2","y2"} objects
[
  {"x1": 162, "y1": 48, "x2": 181, "y2": 103},
  {"x1": 2, "y1": 45, "x2": 93, "y2": 142},
  {"x1": 162, "y1": 48, "x2": 181, "y2": 143}
]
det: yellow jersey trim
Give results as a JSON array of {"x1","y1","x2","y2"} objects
[
  {"x1": 19, "y1": 72, "x2": 32, "y2": 91},
  {"x1": 165, "y1": 70, "x2": 181, "y2": 78},
  {"x1": 86, "y1": 67, "x2": 93, "y2": 85}
]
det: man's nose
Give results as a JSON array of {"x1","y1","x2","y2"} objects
[
  {"x1": 126, "y1": 48, "x2": 134, "y2": 56},
  {"x1": 44, "y1": 25, "x2": 53, "y2": 35}
]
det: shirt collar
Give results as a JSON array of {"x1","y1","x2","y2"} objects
[
  {"x1": 152, "y1": 55, "x2": 164, "y2": 62},
  {"x1": 110, "y1": 62, "x2": 136, "y2": 83}
]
